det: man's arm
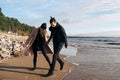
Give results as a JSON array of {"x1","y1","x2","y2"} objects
[
  {"x1": 47, "y1": 32, "x2": 52, "y2": 43},
  {"x1": 61, "y1": 26, "x2": 68, "y2": 48}
]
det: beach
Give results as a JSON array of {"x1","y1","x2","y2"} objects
[
  {"x1": 0, "y1": 54, "x2": 75, "y2": 80},
  {"x1": 0, "y1": 32, "x2": 76, "y2": 80},
  {"x1": 2, "y1": 34, "x2": 120, "y2": 80}
]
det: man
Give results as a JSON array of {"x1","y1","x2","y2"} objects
[{"x1": 47, "y1": 17, "x2": 68, "y2": 76}]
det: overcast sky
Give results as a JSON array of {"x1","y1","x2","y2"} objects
[{"x1": 0, "y1": 0, "x2": 120, "y2": 35}]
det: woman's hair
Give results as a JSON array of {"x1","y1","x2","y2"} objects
[
  {"x1": 37, "y1": 23, "x2": 46, "y2": 36},
  {"x1": 40, "y1": 23, "x2": 47, "y2": 29},
  {"x1": 49, "y1": 16, "x2": 56, "y2": 23}
]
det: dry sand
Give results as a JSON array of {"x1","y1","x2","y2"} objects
[{"x1": 0, "y1": 54, "x2": 75, "y2": 80}]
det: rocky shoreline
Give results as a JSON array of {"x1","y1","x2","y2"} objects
[{"x1": 0, "y1": 32, "x2": 27, "y2": 62}]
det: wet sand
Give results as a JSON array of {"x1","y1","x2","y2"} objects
[
  {"x1": 0, "y1": 54, "x2": 75, "y2": 80},
  {"x1": 63, "y1": 44, "x2": 120, "y2": 80}
]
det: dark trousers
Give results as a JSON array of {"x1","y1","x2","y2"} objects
[
  {"x1": 33, "y1": 45, "x2": 51, "y2": 68},
  {"x1": 50, "y1": 42, "x2": 64, "y2": 71}
]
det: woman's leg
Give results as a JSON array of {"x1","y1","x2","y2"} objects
[
  {"x1": 41, "y1": 46, "x2": 51, "y2": 66},
  {"x1": 31, "y1": 48, "x2": 37, "y2": 70}
]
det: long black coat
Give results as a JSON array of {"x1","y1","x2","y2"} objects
[{"x1": 48, "y1": 23, "x2": 68, "y2": 47}]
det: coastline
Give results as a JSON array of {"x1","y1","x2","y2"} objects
[
  {"x1": 60, "y1": 46, "x2": 79, "y2": 80},
  {"x1": 60, "y1": 55, "x2": 79, "y2": 80}
]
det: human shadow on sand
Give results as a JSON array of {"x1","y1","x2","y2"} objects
[
  {"x1": 0, "y1": 65, "x2": 57, "y2": 76},
  {"x1": 0, "y1": 65, "x2": 49, "y2": 70}
]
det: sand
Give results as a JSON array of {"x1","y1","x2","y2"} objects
[{"x1": 0, "y1": 54, "x2": 75, "y2": 80}]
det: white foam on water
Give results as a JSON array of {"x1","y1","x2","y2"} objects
[
  {"x1": 60, "y1": 46, "x2": 79, "y2": 80},
  {"x1": 60, "y1": 46, "x2": 77, "y2": 56}
]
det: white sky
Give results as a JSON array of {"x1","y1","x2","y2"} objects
[{"x1": 0, "y1": 0, "x2": 120, "y2": 35}]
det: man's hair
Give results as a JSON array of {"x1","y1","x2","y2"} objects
[
  {"x1": 40, "y1": 23, "x2": 47, "y2": 29},
  {"x1": 49, "y1": 16, "x2": 56, "y2": 23}
]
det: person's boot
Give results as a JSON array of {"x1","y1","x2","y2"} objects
[
  {"x1": 60, "y1": 61, "x2": 64, "y2": 70},
  {"x1": 46, "y1": 69, "x2": 53, "y2": 77},
  {"x1": 29, "y1": 66, "x2": 36, "y2": 70}
]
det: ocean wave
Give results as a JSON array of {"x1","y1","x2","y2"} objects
[
  {"x1": 94, "y1": 39, "x2": 115, "y2": 42},
  {"x1": 70, "y1": 43, "x2": 120, "y2": 50},
  {"x1": 106, "y1": 43, "x2": 120, "y2": 45}
]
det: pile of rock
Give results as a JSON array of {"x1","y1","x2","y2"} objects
[{"x1": 0, "y1": 32, "x2": 27, "y2": 62}]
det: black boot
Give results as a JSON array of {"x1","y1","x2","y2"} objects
[
  {"x1": 46, "y1": 69, "x2": 53, "y2": 77},
  {"x1": 29, "y1": 66, "x2": 36, "y2": 70},
  {"x1": 60, "y1": 62, "x2": 64, "y2": 70}
]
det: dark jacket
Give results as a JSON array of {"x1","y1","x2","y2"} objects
[{"x1": 48, "y1": 23, "x2": 68, "y2": 47}]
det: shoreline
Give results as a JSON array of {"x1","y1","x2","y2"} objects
[
  {"x1": 61, "y1": 57, "x2": 78, "y2": 80},
  {"x1": 60, "y1": 47, "x2": 79, "y2": 80}
]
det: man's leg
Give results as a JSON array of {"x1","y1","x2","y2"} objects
[
  {"x1": 47, "y1": 43, "x2": 64, "y2": 76},
  {"x1": 55, "y1": 43, "x2": 64, "y2": 70}
]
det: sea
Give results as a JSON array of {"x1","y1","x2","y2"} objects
[
  {"x1": 61, "y1": 37, "x2": 120, "y2": 80},
  {"x1": 68, "y1": 37, "x2": 120, "y2": 46},
  {"x1": 61, "y1": 37, "x2": 120, "y2": 56}
]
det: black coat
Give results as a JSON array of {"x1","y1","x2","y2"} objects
[
  {"x1": 48, "y1": 23, "x2": 68, "y2": 47},
  {"x1": 33, "y1": 29, "x2": 45, "y2": 50}
]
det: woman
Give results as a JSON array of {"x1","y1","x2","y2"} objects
[{"x1": 23, "y1": 23, "x2": 52, "y2": 70}]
